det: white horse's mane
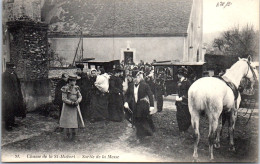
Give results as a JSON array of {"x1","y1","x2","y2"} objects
[
  {"x1": 222, "y1": 58, "x2": 248, "y2": 87},
  {"x1": 225, "y1": 59, "x2": 247, "y2": 73}
]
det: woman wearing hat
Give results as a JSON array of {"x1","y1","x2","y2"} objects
[
  {"x1": 59, "y1": 74, "x2": 83, "y2": 140},
  {"x1": 175, "y1": 67, "x2": 192, "y2": 138},
  {"x1": 108, "y1": 67, "x2": 125, "y2": 122}
]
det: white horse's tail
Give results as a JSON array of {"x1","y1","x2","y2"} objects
[{"x1": 188, "y1": 86, "x2": 206, "y2": 113}]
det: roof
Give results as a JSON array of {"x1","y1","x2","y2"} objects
[
  {"x1": 152, "y1": 61, "x2": 205, "y2": 66},
  {"x1": 42, "y1": 0, "x2": 193, "y2": 37}
]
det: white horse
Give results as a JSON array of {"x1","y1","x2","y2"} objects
[{"x1": 188, "y1": 57, "x2": 259, "y2": 161}]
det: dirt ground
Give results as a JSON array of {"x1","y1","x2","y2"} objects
[{"x1": 1, "y1": 97, "x2": 259, "y2": 162}]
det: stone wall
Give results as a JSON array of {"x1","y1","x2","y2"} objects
[
  {"x1": 7, "y1": 21, "x2": 48, "y2": 80},
  {"x1": 4, "y1": 1, "x2": 51, "y2": 112},
  {"x1": 7, "y1": 20, "x2": 49, "y2": 111},
  {"x1": 21, "y1": 79, "x2": 52, "y2": 112}
]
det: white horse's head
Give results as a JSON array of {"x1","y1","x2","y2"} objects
[{"x1": 238, "y1": 56, "x2": 259, "y2": 90}]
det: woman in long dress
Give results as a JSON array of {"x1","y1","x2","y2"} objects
[{"x1": 175, "y1": 67, "x2": 192, "y2": 137}]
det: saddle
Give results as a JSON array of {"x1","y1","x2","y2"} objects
[{"x1": 214, "y1": 76, "x2": 239, "y2": 100}]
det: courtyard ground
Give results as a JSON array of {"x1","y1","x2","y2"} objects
[{"x1": 1, "y1": 96, "x2": 258, "y2": 162}]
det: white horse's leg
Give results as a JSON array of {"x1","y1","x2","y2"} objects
[
  {"x1": 208, "y1": 114, "x2": 219, "y2": 160},
  {"x1": 214, "y1": 113, "x2": 223, "y2": 149},
  {"x1": 220, "y1": 111, "x2": 229, "y2": 138},
  {"x1": 229, "y1": 109, "x2": 237, "y2": 151},
  {"x1": 191, "y1": 111, "x2": 200, "y2": 161}
]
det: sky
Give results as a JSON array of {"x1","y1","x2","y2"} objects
[{"x1": 203, "y1": 0, "x2": 259, "y2": 34}]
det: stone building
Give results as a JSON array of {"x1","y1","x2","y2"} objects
[
  {"x1": 2, "y1": 0, "x2": 42, "y2": 72},
  {"x1": 43, "y1": 0, "x2": 203, "y2": 65},
  {"x1": 2, "y1": 0, "x2": 51, "y2": 111},
  {"x1": 2, "y1": 0, "x2": 204, "y2": 111}
]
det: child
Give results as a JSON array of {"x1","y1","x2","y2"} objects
[{"x1": 59, "y1": 74, "x2": 83, "y2": 140}]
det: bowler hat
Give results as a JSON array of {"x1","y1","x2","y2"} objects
[
  {"x1": 6, "y1": 62, "x2": 16, "y2": 69},
  {"x1": 131, "y1": 66, "x2": 139, "y2": 77},
  {"x1": 76, "y1": 64, "x2": 84, "y2": 69},
  {"x1": 114, "y1": 66, "x2": 124, "y2": 72},
  {"x1": 132, "y1": 70, "x2": 144, "y2": 78},
  {"x1": 177, "y1": 67, "x2": 188, "y2": 76}
]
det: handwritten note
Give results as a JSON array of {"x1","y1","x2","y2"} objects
[{"x1": 216, "y1": 1, "x2": 232, "y2": 8}]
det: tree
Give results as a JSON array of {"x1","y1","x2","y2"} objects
[{"x1": 212, "y1": 25, "x2": 259, "y2": 60}]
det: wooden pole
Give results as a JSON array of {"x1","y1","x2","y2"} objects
[{"x1": 72, "y1": 32, "x2": 82, "y2": 66}]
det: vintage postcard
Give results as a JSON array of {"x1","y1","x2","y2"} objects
[{"x1": 1, "y1": 0, "x2": 259, "y2": 162}]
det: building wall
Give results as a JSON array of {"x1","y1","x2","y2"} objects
[
  {"x1": 185, "y1": 0, "x2": 203, "y2": 62},
  {"x1": 49, "y1": 37, "x2": 185, "y2": 64},
  {"x1": 2, "y1": 0, "x2": 42, "y2": 72}
]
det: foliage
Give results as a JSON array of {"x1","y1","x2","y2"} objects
[
  {"x1": 48, "y1": 43, "x2": 68, "y2": 67},
  {"x1": 212, "y1": 25, "x2": 259, "y2": 60}
]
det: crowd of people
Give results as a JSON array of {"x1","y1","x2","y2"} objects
[
  {"x1": 2, "y1": 60, "x2": 193, "y2": 143},
  {"x1": 52, "y1": 61, "x2": 193, "y2": 142}
]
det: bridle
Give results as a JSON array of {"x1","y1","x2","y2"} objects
[
  {"x1": 244, "y1": 61, "x2": 258, "y2": 82},
  {"x1": 243, "y1": 61, "x2": 258, "y2": 90}
]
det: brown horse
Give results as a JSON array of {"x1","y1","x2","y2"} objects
[{"x1": 188, "y1": 57, "x2": 258, "y2": 161}]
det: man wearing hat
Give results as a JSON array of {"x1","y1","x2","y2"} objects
[
  {"x1": 124, "y1": 69, "x2": 155, "y2": 142},
  {"x1": 154, "y1": 72, "x2": 165, "y2": 112},
  {"x1": 108, "y1": 67, "x2": 125, "y2": 122},
  {"x1": 76, "y1": 64, "x2": 92, "y2": 121},
  {"x1": 76, "y1": 64, "x2": 84, "y2": 71},
  {"x1": 175, "y1": 67, "x2": 192, "y2": 138},
  {"x1": 2, "y1": 62, "x2": 26, "y2": 131}
]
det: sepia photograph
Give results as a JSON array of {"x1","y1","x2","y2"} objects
[{"x1": 1, "y1": 0, "x2": 259, "y2": 162}]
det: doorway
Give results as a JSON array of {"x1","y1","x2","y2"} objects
[{"x1": 124, "y1": 51, "x2": 133, "y2": 65}]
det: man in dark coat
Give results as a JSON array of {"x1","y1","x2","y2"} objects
[
  {"x1": 2, "y1": 63, "x2": 26, "y2": 131},
  {"x1": 155, "y1": 76, "x2": 164, "y2": 112},
  {"x1": 175, "y1": 67, "x2": 192, "y2": 137},
  {"x1": 124, "y1": 70, "x2": 155, "y2": 141},
  {"x1": 145, "y1": 76, "x2": 155, "y2": 95},
  {"x1": 76, "y1": 64, "x2": 91, "y2": 121},
  {"x1": 108, "y1": 68, "x2": 124, "y2": 122}
]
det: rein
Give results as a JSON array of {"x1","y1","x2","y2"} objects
[
  {"x1": 245, "y1": 61, "x2": 258, "y2": 82},
  {"x1": 237, "y1": 61, "x2": 258, "y2": 126}
]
